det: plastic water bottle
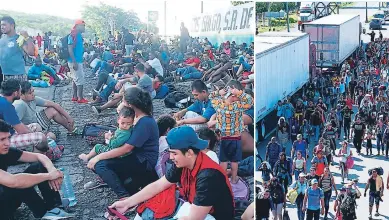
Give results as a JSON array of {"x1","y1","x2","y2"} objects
[{"x1": 59, "y1": 168, "x2": 77, "y2": 207}]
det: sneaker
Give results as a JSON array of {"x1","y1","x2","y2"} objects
[
  {"x1": 77, "y1": 98, "x2": 89, "y2": 104},
  {"x1": 92, "y1": 89, "x2": 99, "y2": 100},
  {"x1": 369, "y1": 213, "x2": 372, "y2": 218},
  {"x1": 92, "y1": 106, "x2": 102, "y2": 114},
  {"x1": 71, "y1": 98, "x2": 78, "y2": 102},
  {"x1": 42, "y1": 208, "x2": 74, "y2": 219},
  {"x1": 84, "y1": 179, "x2": 107, "y2": 190},
  {"x1": 375, "y1": 212, "x2": 380, "y2": 217}
]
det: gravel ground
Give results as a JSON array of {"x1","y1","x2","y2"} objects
[{"x1": 12, "y1": 69, "x2": 253, "y2": 219}]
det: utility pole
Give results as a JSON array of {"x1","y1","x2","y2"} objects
[
  {"x1": 164, "y1": 1, "x2": 167, "y2": 40},
  {"x1": 365, "y1": 2, "x2": 368, "y2": 23},
  {"x1": 201, "y1": 1, "x2": 203, "y2": 13},
  {"x1": 286, "y1": 2, "x2": 290, "y2": 32}
]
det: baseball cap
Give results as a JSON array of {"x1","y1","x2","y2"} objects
[
  {"x1": 75, "y1": 19, "x2": 86, "y2": 25},
  {"x1": 166, "y1": 126, "x2": 208, "y2": 150},
  {"x1": 311, "y1": 179, "x2": 318, "y2": 185},
  {"x1": 299, "y1": 173, "x2": 306, "y2": 178}
]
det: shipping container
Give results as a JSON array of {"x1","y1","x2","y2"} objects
[
  {"x1": 256, "y1": 32, "x2": 310, "y2": 140},
  {"x1": 304, "y1": 14, "x2": 360, "y2": 68}
]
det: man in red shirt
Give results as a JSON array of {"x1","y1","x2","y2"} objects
[
  {"x1": 174, "y1": 52, "x2": 202, "y2": 81},
  {"x1": 107, "y1": 126, "x2": 235, "y2": 220}
]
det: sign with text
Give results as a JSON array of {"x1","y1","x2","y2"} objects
[
  {"x1": 190, "y1": 2, "x2": 254, "y2": 46},
  {"x1": 148, "y1": 11, "x2": 159, "y2": 22}
]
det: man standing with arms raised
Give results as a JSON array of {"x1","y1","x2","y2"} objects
[
  {"x1": 0, "y1": 16, "x2": 35, "y2": 82},
  {"x1": 68, "y1": 19, "x2": 88, "y2": 103}
]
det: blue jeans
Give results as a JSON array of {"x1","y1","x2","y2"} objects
[
  {"x1": 182, "y1": 71, "x2": 202, "y2": 80},
  {"x1": 323, "y1": 190, "x2": 331, "y2": 218},
  {"x1": 238, "y1": 56, "x2": 252, "y2": 71},
  {"x1": 93, "y1": 61, "x2": 114, "y2": 74},
  {"x1": 377, "y1": 135, "x2": 384, "y2": 152},
  {"x1": 94, "y1": 153, "x2": 158, "y2": 198},
  {"x1": 294, "y1": 169, "x2": 303, "y2": 181},
  {"x1": 99, "y1": 80, "x2": 118, "y2": 101},
  {"x1": 312, "y1": 125, "x2": 320, "y2": 142},
  {"x1": 176, "y1": 66, "x2": 198, "y2": 75},
  {"x1": 296, "y1": 194, "x2": 305, "y2": 220},
  {"x1": 238, "y1": 156, "x2": 253, "y2": 176}
]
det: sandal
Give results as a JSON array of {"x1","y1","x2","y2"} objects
[{"x1": 67, "y1": 127, "x2": 83, "y2": 136}]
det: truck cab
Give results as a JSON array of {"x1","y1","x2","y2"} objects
[{"x1": 298, "y1": 2, "x2": 315, "y2": 31}]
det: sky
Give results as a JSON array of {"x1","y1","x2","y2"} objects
[{"x1": 1, "y1": 0, "x2": 233, "y2": 35}]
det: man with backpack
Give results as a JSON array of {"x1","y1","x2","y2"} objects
[
  {"x1": 334, "y1": 182, "x2": 361, "y2": 220},
  {"x1": 0, "y1": 16, "x2": 35, "y2": 82},
  {"x1": 67, "y1": 19, "x2": 88, "y2": 104},
  {"x1": 265, "y1": 137, "x2": 282, "y2": 169},
  {"x1": 273, "y1": 152, "x2": 292, "y2": 194},
  {"x1": 364, "y1": 168, "x2": 384, "y2": 218}
]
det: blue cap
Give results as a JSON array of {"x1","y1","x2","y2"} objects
[{"x1": 166, "y1": 126, "x2": 209, "y2": 150}]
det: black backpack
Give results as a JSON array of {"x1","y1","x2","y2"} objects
[
  {"x1": 58, "y1": 34, "x2": 70, "y2": 60},
  {"x1": 165, "y1": 82, "x2": 177, "y2": 93},
  {"x1": 164, "y1": 91, "x2": 192, "y2": 109},
  {"x1": 340, "y1": 194, "x2": 356, "y2": 216}
]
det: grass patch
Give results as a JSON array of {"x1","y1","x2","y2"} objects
[
  {"x1": 258, "y1": 23, "x2": 296, "y2": 33},
  {"x1": 340, "y1": 2, "x2": 355, "y2": 7}
]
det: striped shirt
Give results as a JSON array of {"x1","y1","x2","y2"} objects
[
  {"x1": 320, "y1": 174, "x2": 332, "y2": 192},
  {"x1": 210, "y1": 90, "x2": 253, "y2": 137}
]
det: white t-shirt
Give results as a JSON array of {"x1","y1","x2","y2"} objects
[
  {"x1": 147, "y1": 58, "x2": 164, "y2": 76},
  {"x1": 206, "y1": 150, "x2": 219, "y2": 164}
]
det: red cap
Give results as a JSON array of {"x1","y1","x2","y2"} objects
[{"x1": 75, "y1": 19, "x2": 85, "y2": 25}]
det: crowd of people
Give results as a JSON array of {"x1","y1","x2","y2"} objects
[
  {"x1": 257, "y1": 34, "x2": 389, "y2": 220},
  {"x1": 0, "y1": 14, "x2": 255, "y2": 220}
]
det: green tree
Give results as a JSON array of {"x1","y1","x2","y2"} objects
[
  {"x1": 81, "y1": 3, "x2": 142, "y2": 40},
  {"x1": 256, "y1": 2, "x2": 297, "y2": 14},
  {"x1": 231, "y1": 1, "x2": 251, "y2": 6}
]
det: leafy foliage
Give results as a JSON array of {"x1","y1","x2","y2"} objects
[
  {"x1": 81, "y1": 3, "x2": 142, "y2": 39},
  {"x1": 0, "y1": 10, "x2": 73, "y2": 36},
  {"x1": 256, "y1": 2, "x2": 298, "y2": 14},
  {"x1": 231, "y1": 1, "x2": 252, "y2": 6}
]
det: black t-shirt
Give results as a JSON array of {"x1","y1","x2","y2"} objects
[
  {"x1": 305, "y1": 106, "x2": 315, "y2": 120},
  {"x1": 165, "y1": 164, "x2": 234, "y2": 219},
  {"x1": 123, "y1": 32, "x2": 135, "y2": 45},
  {"x1": 256, "y1": 197, "x2": 271, "y2": 218},
  {"x1": 369, "y1": 177, "x2": 377, "y2": 192},
  {"x1": 352, "y1": 122, "x2": 366, "y2": 139},
  {"x1": 0, "y1": 148, "x2": 22, "y2": 172},
  {"x1": 342, "y1": 108, "x2": 354, "y2": 120}
]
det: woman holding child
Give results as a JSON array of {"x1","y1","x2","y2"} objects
[{"x1": 84, "y1": 86, "x2": 159, "y2": 198}]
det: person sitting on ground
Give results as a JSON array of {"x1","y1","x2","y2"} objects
[
  {"x1": 153, "y1": 75, "x2": 169, "y2": 99},
  {"x1": 157, "y1": 115, "x2": 177, "y2": 153},
  {"x1": 28, "y1": 58, "x2": 60, "y2": 84},
  {"x1": 0, "y1": 119, "x2": 73, "y2": 219},
  {"x1": 173, "y1": 80, "x2": 216, "y2": 130},
  {"x1": 173, "y1": 52, "x2": 203, "y2": 81},
  {"x1": 14, "y1": 81, "x2": 76, "y2": 134},
  {"x1": 202, "y1": 53, "x2": 233, "y2": 85},
  {"x1": 138, "y1": 51, "x2": 164, "y2": 77},
  {"x1": 197, "y1": 127, "x2": 219, "y2": 164},
  {"x1": 79, "y1": 107, "x2": 134, "y2": 162},
  {"x1": 92, "y1": 63, "x2": 156, "y2": 114},
  {"x1": 210, "y1": 80, "x2": 253, "y2": 184},
  {"x1": 107, "y1": 126, "x2": 235, "y2": 220},
  {"x1": 0, "y1": 79, "x2": 48, "y2": 152},
  {"x1": 85, "y1": 87, "x2": 159, "y2": 197},
  {"x1": 199, "y1": 52, "x2": 215, "y2": 72}
]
